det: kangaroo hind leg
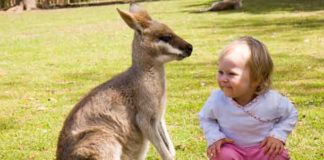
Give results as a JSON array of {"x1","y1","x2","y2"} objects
[{"x1": 70, "y1": 129, "x2": 122, "y2": 160}]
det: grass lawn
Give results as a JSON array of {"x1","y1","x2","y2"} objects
[{"x1": 0, "y1": 0, "x2": 323, "y2": 159}]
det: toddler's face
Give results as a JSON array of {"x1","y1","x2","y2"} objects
[{"x1": 217, "y1": 43, "x2": 258, "y2": 104}]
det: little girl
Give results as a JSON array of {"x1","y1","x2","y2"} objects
[{"x1": 199, "y1": 36, "x2": 298, "y2": 160}]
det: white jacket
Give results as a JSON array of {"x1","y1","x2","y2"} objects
[{"x1": 199, "y1": 90, "x2": 298, "y2": 147}]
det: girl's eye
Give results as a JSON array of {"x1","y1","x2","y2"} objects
[
  {"x1": 159, "y1": 35, "x2": 172, "y2": 43},
  {"x1": 218, "y1": 70, "x2": 224, "y2": 75},
  {"x1": 229, "y1": 72, "x2": 237, "y2": 76}
]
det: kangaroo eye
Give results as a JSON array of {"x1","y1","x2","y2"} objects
[{"x1": 159, "y1": 35, "x2": 172, "y2": 43}]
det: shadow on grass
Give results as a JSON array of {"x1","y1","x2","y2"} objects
[
  {"x1": 242, "y1": 0, "x2": 324, "y2": 13},
  {"x1": 271, "y1": 54, "x2": 324, "y2": 107},
  {"x1": 273, "y1": 54, "x2": 324, "y2": 80},
  {"x1": 0, "y1": 116, "x2": 17, "y2": 131},
  {"x1": 36, "y1": 0, "x2": 166, "y2": 10},
  {"x1": 185, "y1": 0, "x2": 324, "y2": 14},
  {"x1": 193, "y1": 15, "x2": 323, "y2": 34},
  {"x1": 183, "y1": 0, "x2": 214, "y2": 8}
]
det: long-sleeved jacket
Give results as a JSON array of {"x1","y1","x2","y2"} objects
[{"x1": 199, "y1": 90, "x2": 298, "y2": 147}]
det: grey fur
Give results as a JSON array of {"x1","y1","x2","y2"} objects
[{"x1": 204, "y1": 0, "x2": 242, "y2": 12}]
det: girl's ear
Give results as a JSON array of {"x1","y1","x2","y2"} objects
[
  {"x1": 252, "y1": 78, "x2": 262, "y2": 91},
  {"x1": 117, "y1": 8, "x2": 144, "y2": 33}
]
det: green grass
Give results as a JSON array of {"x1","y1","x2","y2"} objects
[{"x1": 0, "y1": 0, "x2": 323, "y2": 159}]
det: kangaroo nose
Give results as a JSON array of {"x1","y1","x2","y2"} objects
[{"x1": 185, "y1": 44, "x2": 193, "y2": 56}]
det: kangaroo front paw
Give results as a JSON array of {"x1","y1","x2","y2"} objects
[
  {"x1": 163, "y1": 155, "x2": 175, "y2": 160},
  {"x1": 169, "y1": 147, "x2": 176, "y2": 158},
  {"x1": 162, "y1": 152, "x2": 175, "y2": 160}
]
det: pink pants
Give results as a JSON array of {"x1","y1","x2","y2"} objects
[{"x1": 211, "y1": 143, "x2": 290, "y2": 160}]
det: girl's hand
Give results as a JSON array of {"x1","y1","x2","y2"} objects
[
  {"x1": 260, "y1": 137, "x2": 284, "y2": 160},
  {"x1": 207, "y1": 138, "x2": 234, "y2": 159}
]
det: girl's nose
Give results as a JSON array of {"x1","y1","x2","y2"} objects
[{"x1": 218, "y1": 74, "x2": 228, "y2": 82}]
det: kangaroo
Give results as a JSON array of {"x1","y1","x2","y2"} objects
[
  {"x1": 203, "y1": 0, "x2": 242, "y2": 12},
  {"x1": 56, "y1": 3, "x2": 192, "y2": 160}
]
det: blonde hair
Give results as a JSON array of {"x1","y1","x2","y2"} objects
[{"x1": 218, "y1": 36, "x2": 273, "y2": 95}]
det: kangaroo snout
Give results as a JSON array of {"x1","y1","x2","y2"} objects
[
  {"x1": 184, "y1": 44, "x2": 193, "y2": 56},
  {"x1": 179, "y1": 43, "x2": 193, "y2": 59}
]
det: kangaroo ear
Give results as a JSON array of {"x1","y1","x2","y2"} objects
[
  {"x1": 117, "y1": 8, "x2": 144, "y2": 33},
  {"x1": 129, "y1": 3, "x2": 152, "y2": 21}
]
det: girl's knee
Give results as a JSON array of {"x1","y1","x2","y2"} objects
[{"x1": 213, "y1": 144, "x2": 242, "y2": 160}]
